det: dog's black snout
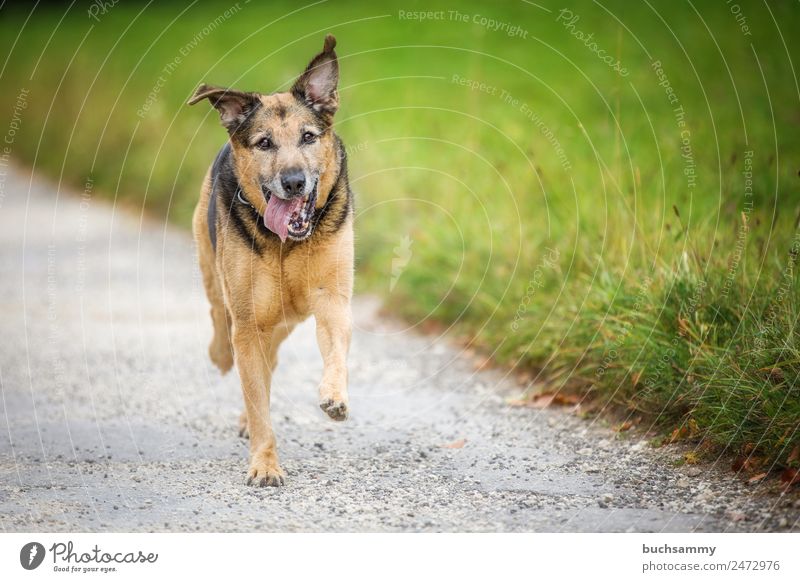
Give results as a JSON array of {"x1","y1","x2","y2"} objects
[{"x1": 280, "y1": 168, "x2": 306, "y2": 197}]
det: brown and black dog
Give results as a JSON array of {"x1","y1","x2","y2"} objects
[{"x1": 188, "y1": 35, "x2": 353, "y2": 487}]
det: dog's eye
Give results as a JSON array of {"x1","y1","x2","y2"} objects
[
  {"x1": 256, "y1": 137, "x2": 273, "y2": 150},
  {"x1": 302, "y1": 131, "x2": 317, "y2": 145}
]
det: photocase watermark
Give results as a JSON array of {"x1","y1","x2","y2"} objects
[
  {"x1": 397, "y1": 9, "x2": 529, "y2": 39},
  {"x1": 451, "y1": 73, "x2": 501, "y2": 97},
  {"x1": 390, "y1": 234, "x2": 413, "y2": 292},
  {"x1": 510, "y1": 246, "x2": 560, "y2": 332},
  {"x1": 641, "y1": 274, "x2": 707, "y2": 391},
  {"x1": 87, "y1": 0, "x2": 120, "y2": 22},
  {"x1": 651, "y1": 60, "x2": 695, "y2": 192},
  {"x1": 75, "y1": 175, "x2": 94, "y2": 294},
  {"x1": 595, "y1": 276, "x2": 653, "y2": 377},
  {"x1": 47, "y1": 242, "x2": 70, "y2": 405},
  {"x1": 674, "y1": 106, "x2": 696, "y2": 191},
  {"x1": 720, "y1": 150, "x2": 754, "y2": 298},
  {"x1": 556, "y1": 9, "x2": 629, "y2": 77},
  {"x1": 726, "y1": 0, "x2": 752, "y2": 37},
  {"x1": 451, "y1": 73, "x2": 573, "y2": 171},
  {"x1": 4, "y1": 87, "x2": 28, "y2": 145},
  {"x1": 23, "y1": 540, "x2": 159, "y2": 574},
  {"x1": 345, "y1": 140, "x2": 369, "y2": 158},
  {"x1": 755, "y1": 230, "x2": 800, "y2": 350},
  {"x1": 0, "y1": 87, "x2": 30, "y2": 209},
  {"x1": 138, "y1": 2, "x2": 246, "y2": 118},
  {"x1": 450, "y1": 9, "x2": 529, "y2": 39},
  {"x1": 358, "y1": 359, "x2": 410, "y2": 375},
  {"x1": 651, "y1": 59, "x2": 678, "y2": 106},
  {"x1": 397, "y1": 9, "x2": 447, "y2": 22},
  {"x1": 501, "y1": 89, "x2": 572, "y2": 171},
  {"x1": 20, "y1": 542, "x2": 46, "y2": 570}
]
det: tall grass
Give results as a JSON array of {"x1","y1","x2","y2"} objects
[{"x1": 1, "y1": 0, "x2": 798, "y2": 468}]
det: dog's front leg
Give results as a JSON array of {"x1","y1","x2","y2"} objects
[
  {"x1": 313, "y1": 289, "x2": 352, "y2": 421},
  {"x1": 232, "y1": 324, "x2": 285, "y2": 486}
]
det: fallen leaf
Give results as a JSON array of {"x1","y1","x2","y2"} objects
[
  {"x1": 780, "y1": 468, "x2": 800, "y2": 486},
  {"x1": 473, "y1": 357, "x2": 492, "y2": 371},
  {"x1": 747, "y1": 472, "x2": 768, "y2": 484},
  {"x1": 732, "y1": 456, "x2": 751, "y2": 473},
  {"x1": 769, "y1": 367, "x2": 784, "y2": 383},
  {"x1": 508, "y1": 391, "x2": 580, "y2": 409},
  {"x1": 684, "y1": 451, "x2": 700, "y2": 465},
  {"x1": 787, "y1": 445, "x2": 800, "y2": 465},
  {"x1": 669, "y1": 426, "x2": 689, "y2": 443},
  {"x1": 529, "y1": 394, "x2": 556, "y2": 408},
  {"x1": 420, "y1": 320, "x2": 445, "y2": 335},
  {"x1": 441, "y1": 439, "x2": 466, "y2": 449},
  {"x1": 552, "y1": 393, "x2": 581, "y2": 406},
  {"x1": 614, "y1": 421, "x2": 633, "y2": 432}
]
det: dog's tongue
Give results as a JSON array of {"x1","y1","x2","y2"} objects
[{"x1": 264, "y1": 195, "x2": 304, "y2": 242}]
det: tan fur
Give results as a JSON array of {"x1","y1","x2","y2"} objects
[
  {"x1": 193, "y1": 170, "x2": 352, "y2": 486},
  {"x1": 231, "y1": 93, "x2": 340, "y2": 213},
  {"x1": 190, "y1": 36, "x2": 352, "y2": 487}
]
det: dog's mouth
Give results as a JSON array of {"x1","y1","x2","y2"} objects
[{"x1": 262, "y1": 180, "x2": 318, "y2": 243}]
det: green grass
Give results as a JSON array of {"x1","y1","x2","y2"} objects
[{"x1": 2, "y1": 0, "x2": 799, "y2": 469}]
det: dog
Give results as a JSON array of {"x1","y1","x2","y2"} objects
[{"x1": 188, "y1": 35, "x2": 353, "y2": 487}]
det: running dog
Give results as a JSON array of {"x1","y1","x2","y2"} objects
[{"x1": 188, "y1": 35, "x2": 353, "y2": 487}]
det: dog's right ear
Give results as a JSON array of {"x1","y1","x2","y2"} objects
[{"x1": 187, "y1": 84, "x2": 260, "y2": 132}]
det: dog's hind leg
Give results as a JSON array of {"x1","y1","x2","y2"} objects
[
  {"x1": 193, "y1": 179, "x2": 234, "y2": 374},
  {"x1": 208, "y1": 288, "x2": 234, "y2": 374},
  {"x1": 203, "y1": 265, "x2": 234, "y2": 374}
]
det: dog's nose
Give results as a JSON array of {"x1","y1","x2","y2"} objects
[{"x1": 280, "y1": 168, "x2": 306, "y2": 197}]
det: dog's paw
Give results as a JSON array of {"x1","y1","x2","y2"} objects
[
  {"x1": 245, "y1": 461, "x2": 286, "y2": 487},
  {"x1": 319, "y1": 398, "x2": 349, "y2": 421}
]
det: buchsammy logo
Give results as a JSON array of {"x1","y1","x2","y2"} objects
[{"x1": 20, "y1": 542, "x2": 46, "y2": 570}]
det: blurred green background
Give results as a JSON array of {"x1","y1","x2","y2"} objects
[{"x1": 2, "y1": 0, "x2": 799, "y2": 469}]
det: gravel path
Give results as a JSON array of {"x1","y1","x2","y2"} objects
[{"x1": 1, "y1": 167, "x2": 798, "y2": 532}]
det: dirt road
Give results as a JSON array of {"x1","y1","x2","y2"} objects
[{"x1": 1, "y1": 167, "x2": 797, "y2": 532}]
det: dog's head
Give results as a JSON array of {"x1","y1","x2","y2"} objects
[{"x1": 188, "y1": 35, "x2": 341, "y2": 242}]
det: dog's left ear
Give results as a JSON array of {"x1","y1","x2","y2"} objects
[{"x1": 292, "y1": 34, "x2": 339, "y2": 119}]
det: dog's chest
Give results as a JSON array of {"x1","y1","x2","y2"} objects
[
  {"x1": 221, "y1": 224, "x2": 351, "y2": 327},
  {"x1": 251, "y1": 251, "x2": 320, "y2": 319}
]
